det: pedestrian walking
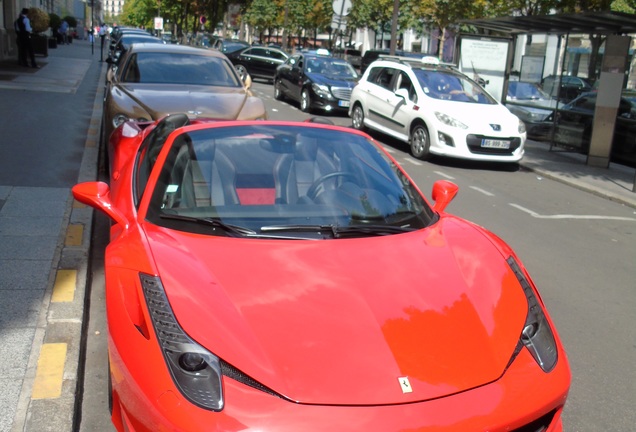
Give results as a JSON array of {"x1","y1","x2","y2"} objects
[
  {"x1": 99, "y1": 24, "x2": 107, "y2": 61},
  {"x1": 14, "y1": 8, "x2": 38, "y2": 68},
  {"x1": 59, "y1": 19, "x2": 69, "y2": 45}
]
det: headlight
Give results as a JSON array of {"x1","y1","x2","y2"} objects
[
  {"x1": 311, "y1": 83, "x2": 332, "y2": 98},
  {"x1": 507, "y1": 257, "x2": 558, "y2": 372},
  {"x1": 113, "y1": 115, "x2": 150, "y2": 129},
  {"x1": 112, "y1": 114, "x2": 129, "y2": 128},
  {"x1": 434, "y1": 112, "x2": 468, "y2": 129},
  {"x1": 140, "y1": 274, "x2": 224, "y2": 411},
  {"x1": 518, "y1": 118, "x2": 527, "y2": 134}
]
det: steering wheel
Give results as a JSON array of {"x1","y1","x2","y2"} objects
[{"x1": 306, "y1": 172, "x2": 358, "y2": 200}]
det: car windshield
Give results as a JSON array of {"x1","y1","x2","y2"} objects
[
  {"x1": 508, "y1": 82, "x2": 552, "y2": 100},
  {"x1": 414, "y1": 69, "x2": 497, "y2": 104},
  {"x1": 305, "y1": 58, "x2": 358, "y2": 78},
  {"x1": 121, "y1": 52, "x2": 242, "y2": 86},
  {"x1": 146, "y1": 124, "x2": 435, "y2": 239}
]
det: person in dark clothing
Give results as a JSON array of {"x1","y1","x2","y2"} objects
[{"x1": 14, "y1": 8, "x2": 38, "y2": 68}]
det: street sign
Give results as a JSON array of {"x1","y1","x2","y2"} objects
[
  {"x1": 332, "y1": 0, "x2": 352, "y2": 16},
  {"x1": 154, "y1": 17, "x2": 163, "y2": 30}
]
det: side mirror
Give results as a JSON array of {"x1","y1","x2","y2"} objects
[
  {"x1": 395, "y1": 88, "x2": 410, "y2": 101},
  {"x1": 431, "y1": 180, "x2": 459, "y2": 212},
  {"x1": 243, "y1": 73, "x2": 252, "y2": 89},
  {"x1": 72, "y1": 182, "x2": 129, "y2": 229}
]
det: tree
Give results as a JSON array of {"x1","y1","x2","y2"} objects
[
  {"x1": 410, "y1": 0, "x2": 490, "y2": 60},
  {"x1": 242, "y1": 0, "x2": 282, "y2": 43},
  {"x1": 347, "y1": 0, "x2": 395, "y2": 48}
]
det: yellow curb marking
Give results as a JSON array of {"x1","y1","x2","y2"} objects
[
  {"x1": 32, "y1": 343, "x2": 67, "y2": 399},
  {"x1": 52, "y1": 269, "x2": 76, "y2": 303},
  {"x1": 65, "y1": 224, "x2": 83, "y2": 246}
]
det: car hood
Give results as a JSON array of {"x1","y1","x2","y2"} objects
[
  {"x1": 434, "y1": 101, "x2": 523, "y2": 135},
  {"x1": 118, "y1": 84, "x2": 250, "y2": 119},
  {"x1": 144, "y1": 216, "x2": 527, "y2": 405},
  {"x1": 307, "y1": 73, "x2": 358, "y2": 88}
]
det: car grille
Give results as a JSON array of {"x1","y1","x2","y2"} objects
[
  {"x1": 511, "y1": 409, "x2": 557, "y2": 432},
  {"x1": 331, "y1": 87, "x2": 352, "y2": 100},
  {"x1": 466, "y1": 135, "x2": 522, "y2": 155}
]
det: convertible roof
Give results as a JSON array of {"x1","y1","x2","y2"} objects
[{"x1": 461, "y1": 11, "x2": 636, "y2": 36}]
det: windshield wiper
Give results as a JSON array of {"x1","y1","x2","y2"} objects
[
  {"x1": 159, "y1": 213, "x2": 256, "y2": 237},
  {"x1": 260, "y1": 224, "x2": 415, "y2": 238}
]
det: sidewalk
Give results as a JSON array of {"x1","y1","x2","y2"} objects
[
  {"x1": 0, "y1": 37, "x2": 635, "y2": 432},
  {"x1": 0, "y1": 39, "x2": 105, "y2": 432},
  {"x1": 522, "y1": 139, "x2": 636, "y2": 209}
]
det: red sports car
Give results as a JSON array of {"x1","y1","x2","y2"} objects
[{"x1": 73, "y1": 115, "x2": 570, "y2": 431}]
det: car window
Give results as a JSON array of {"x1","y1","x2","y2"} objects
[
  {"x1": 395, "y1": 71, "x2": 417, "y2": 103},
  {"x1": 249, "y1": 48, "x2": 267, "y2": 56},
  {"x1": 305, "y1": 58, "x2": 357, "y2": 78},
  {"x1": 269, "y1": 50, "x2": 287, "y2": 61},
  {"x1": 508, "y1": 82, "x2": 551, "y2": 100},
  {"x1": 147, "y1": 125, "x2": 434, "y2": 237},
  {"x1": 371, "y1": 67, "x2": 397, "y2": 90},
  {"x1": 121, "y1": 52, "x2": 242, "y2": 87},
  {"x1": 134, "y1": 114, "x2": 191, "y2": 206},
  {"x1": 415, "y1": 69, "x2": 496, "y2": 104}
]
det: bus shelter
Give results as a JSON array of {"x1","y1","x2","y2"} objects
[{"x1": 461, "y1": 12, "x2": 636, "y2": 172}]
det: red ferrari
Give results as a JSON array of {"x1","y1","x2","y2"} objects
[{"x1": 73, "y1": 114, "x2": 570, "y2": 431}]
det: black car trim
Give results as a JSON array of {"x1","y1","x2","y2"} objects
[{"x1": 369, "y1": 109, "x2": 405, "y2": 128}]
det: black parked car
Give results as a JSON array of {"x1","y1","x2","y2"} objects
[
  {"x1": 274, "y1": 50, "x2": 359, "y2": 113},
  {"x1": 541, "y1": 74, "x2": 592, "y2": 103},
  {"x1": 226, "y1": 46, "x2": 289, "y2": 83},
  {"x1": 546, "y1": 91, "x2": 636, "y2": 167},
  {"x1": 211, "y1": 38, "x2": 250, "y2": 55}
]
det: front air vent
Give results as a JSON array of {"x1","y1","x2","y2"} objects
[{"x1": 221, "y1": 361, "x2": 284, "y2": 399}]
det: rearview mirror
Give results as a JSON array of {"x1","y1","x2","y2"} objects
[
  {"x1": 431, "y1": 180, "x2": 459, "y2": 212},
  {"x1": 395, "y1": 88, "x2": 410, "y2": 101},
  {"x1": 243, "y1": 73, "x2": 252, "y2": 89}
]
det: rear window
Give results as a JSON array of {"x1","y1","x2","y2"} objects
[{"x1": 122, "y1": 52, "x2": 242, "y2": 87}]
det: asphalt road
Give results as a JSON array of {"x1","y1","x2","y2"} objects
[{"x1": 78, "y1": 80, "x2": 636, "y2": 431}]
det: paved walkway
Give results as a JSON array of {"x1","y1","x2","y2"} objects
[
  {"x1": 0, "y1": 37, "x2": 634, "y2": 432},
  {"x1": 0, "y1": 39, "x2": 105, "y2": 432}
]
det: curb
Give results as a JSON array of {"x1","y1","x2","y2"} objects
[
  {"x1": 520, "y1": 163, "x2": 636, "y2": 210},
  {"x1": 13, "y1": 61, "x2": 105, "y2": 432}
]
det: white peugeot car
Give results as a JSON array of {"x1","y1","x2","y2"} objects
[{"x1": 349, "y1": 56, "x2": 526, "y2": 162}]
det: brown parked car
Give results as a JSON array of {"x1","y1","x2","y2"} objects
[{"x1": 102, "y1": 43, "x2": 267, "y2": 160}]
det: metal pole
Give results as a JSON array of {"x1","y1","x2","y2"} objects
[{"x1": 336, "y1": 0, "x2": 346, "y2": 49}]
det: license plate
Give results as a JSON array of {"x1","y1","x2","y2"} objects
[
  {"x1": 481, "y1": 139, "x2": 510, "y2": 149},
  {"x1": 338, "y1": 100, "x2": 350, "y2": 107}
]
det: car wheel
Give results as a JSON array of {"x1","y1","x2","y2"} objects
[
  {"x1": 235, "y1": 64, "x2": 248, "y2": 81},
  {"x1": 274, "y1": 79, "x2": 284, "y2": 101},
  {"x1": 300, "y1": 88, "x2": 312, "y2": 113},
  {"x1": 410, "y1": 123, "x2": 431, "y2": 160},
  {"x1": 351, "y1": 104, "x2": 366, "y2": 131}
]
